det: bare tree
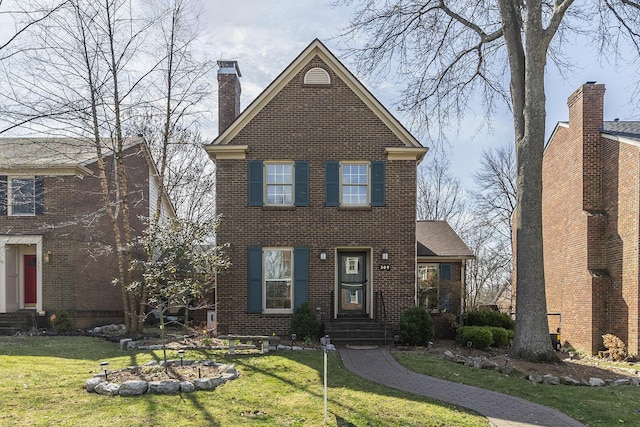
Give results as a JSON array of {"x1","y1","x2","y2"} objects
[
  {"x1": 417, "y1": 151, "x2": 470, "y2": 235},
  {"x1": 341, "y1": 0, "x2": 640, "y2": 361}
]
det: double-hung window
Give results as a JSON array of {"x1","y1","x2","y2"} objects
[
  {"x1": 341, "y1": 163, "x2": 368, "y2": 205},
  {"x1": 265, "y1": 163, "x2": 293, "y2": 205},
  {"x1": 248, "y1": 160, "x2": 309, "y2": 207},
  {"x1": 10, "y1": 177, "x2": 36, "y2": 216},
  {"x1": 324, "y1": 161, "x2": 385, "y2": 207},
  {"x1": 264, "y1": 248, "x2": 293, "y2": 310},
  {"x1": 247, "y1": 246, "x2": 309, "y2": 314}
]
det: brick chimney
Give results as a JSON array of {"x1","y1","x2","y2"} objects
[
  {"x1": 567, "y1": 82, "x2": 606, "y2": 212},
  {"x1": 217, "y1": 60, "x2": 242, "y2": 135}
]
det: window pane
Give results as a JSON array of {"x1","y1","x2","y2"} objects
[
  {"x1": 342, "y1": 185, "x2": 367, "y2": 205},
  {"x1": 267, "y1": 164, "x2": 292, "y2": 184},
  {"x1": 265, "y1": 280, "x2": 292, "y2": 309},
  {"x1": 265, "y1": 250, "x2": 292, "y2": 280},
  {"x1": 267, "y1": 185, "x2": 292, "y2": 205},
  {"x1": 11, "y1": 178, "x2": 35, "y2": 215},
  {"x1": 342, "y1": 164, "x2": 367, "y2": 184}
]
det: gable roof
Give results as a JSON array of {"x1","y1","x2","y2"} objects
[
  {"x1": 416, "y1": 220, "x2": 474, "y2": 259},
  {"x1": 208, "y1": 39, "x2": 424, "y2": 152},
  {"x1": 0, "y1": 137, "x2": 142, "y2": 175}
]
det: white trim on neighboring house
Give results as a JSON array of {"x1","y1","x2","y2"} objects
[{"x1": 0, "y1": 235, "x2": 43, "y2": 313}]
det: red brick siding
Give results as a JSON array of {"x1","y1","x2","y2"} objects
[{"x1": 215, "y1": 57, "x2": 417, "y2": 336}]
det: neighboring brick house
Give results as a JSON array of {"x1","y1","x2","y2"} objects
[
  {"x1": 416, "y1": 220, "x2": 474, "y2": 316},
  {"x1": 0, "y1": 138, "x2": 172, "y2": 330},
  {"x1": 542, "y1": 82, "x2": 640, "y2": 355},
  {"x1": 206, "y1": 40, "x2": 430, "y2": 339}
]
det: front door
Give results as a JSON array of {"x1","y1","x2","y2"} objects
[
  {"x1": 338, "y1": 252, "x2": 367, "y2": 315},
  {"x1": 24, "y1": 255, "x2": 37, "y2": 306}
]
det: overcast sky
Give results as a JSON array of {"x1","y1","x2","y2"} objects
[
  {"x1": 3, "y1": 1, "x2": 638, "y2": 186},
  {"x1": 200, "y1": 1, "x2": 640, "y2": 186}
]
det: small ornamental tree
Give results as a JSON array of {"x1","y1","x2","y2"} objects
[
  {"x1": 399, "y1": 306, "x2": 434, "y2": 346},
  {"x1": 129, "y1": 214, "x2": 230, "y2": 367}
]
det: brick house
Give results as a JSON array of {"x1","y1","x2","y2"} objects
[
  {"x1": 206, "y1": 40, "x2": 433, "y2": 341},
  {"x1": 542, "y1": 82, "x2": 640, "y2": 355},
  {"x1": 0, "y1": 138, "x2": 172, "y2": 331}
]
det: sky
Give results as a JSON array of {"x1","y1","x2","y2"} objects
[{"x1": 201, "y1": 1, "x2": 640, "y2": 187}]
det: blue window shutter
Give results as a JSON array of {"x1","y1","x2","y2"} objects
[
  {"x1": 294, "y1": 161, "x2": 309, "y2": 207},
  {"x1": 293, "y1": 247, "x2": 309, "y2": 308},
  {"x1": 440, "y1": 264, "x2": 451, "y2": 281},
  {"x1": 248, "y1": 160, "x2": 264, "y2": 206},
  {"x1": 325, "y1": 161, "x2": 339, "y2": 206},
  {"x1": 370, "y1": 161, "x2": 385, "y2": 206},
  {"x1": 247, "y1": 247, "x2": 263, "y2": 313},
  {"x1": 35, "y1": 176, "x2": 45, "y2": 215},
  {"x1": 0, "y1": 176, "x2": 6, "y2": 216}
]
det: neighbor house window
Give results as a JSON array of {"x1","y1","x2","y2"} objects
[
  {"x1": 265, "y1": 163, "x2": 293, "y2": 205},
  {"x1": 324, "y1": 161, "x2": 385, "y2": 207},
  {"x1": 10, "y1": 177, "x2": 36, "y2": 216},
  {"x1": 418, "y1": 263, "x2": 456, "y2": 313},
  {"x1": 264, "y1": 248, "x2": 293, "y2": 311}
]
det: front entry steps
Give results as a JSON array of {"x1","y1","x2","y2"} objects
[
  {"x1": 325, "y1": 318, "x2": 391, "y2": 347},
  {"x1": 0, "y1": 310, "x2": 37, "y2": 335}
]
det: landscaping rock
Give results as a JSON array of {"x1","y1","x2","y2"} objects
[
  {"x1": 180, "y1": 381, "x2": 196, "y2": 393},
  {"x1": 194, "y1": 378, "x2": 214, "y2": 390},
  {"x1": 587, "y1": 377, "x2": 605, "y2": 387},
  {"x1": 542, "y1": 374, "x2": 560, "y2": 385},
  {"x1": 119, "y1": 380, "x2": 148, "y2": 396},
  {"x1": 85, "y1": 377, "x2": 102, "y2": 392},
  {"x1": 500, "y1": 366, "x2": 514, "y2": 375},
  {"x1": 148, "y1": 380, "x2": 181, "y2": 394},
  {"x1": 95, "y1": 382, "x2": 120, "y2": 396},
  {"x1": 126, "y1": 341, "x2": 138, "y2": 350},
  {"x1": 631, "y1": 377, "x2": 640, "y2": 386},
  {"x1": 528, "y1": 374, "x2": 543, "y2": 384},
  {"x1": 559, "y1": 376, "x2": 581, "y2": 386}
]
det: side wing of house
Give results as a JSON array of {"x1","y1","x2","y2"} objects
[{"x1": 207, "y1": 40, "x2": 427, "y2": 337}]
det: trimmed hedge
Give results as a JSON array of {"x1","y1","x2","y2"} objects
[
  {"x1": 53, "y1": 309, "x2": 75, "y2": 334},
  {"x1": 488, "y1": 326, "x2": 509, "y2": 347},
  {"x1": 457, "y1": 326, "x2": 493, "y2": 350},
  {"x1": 464, "y1": 310, "x2": 514, "y2": 330},
  {"x1": 400, "y1": 306, "x2": 434, "y2": 346},
  {"x1": 290, "y1": 302, "x2": 321, "y2": 341}
]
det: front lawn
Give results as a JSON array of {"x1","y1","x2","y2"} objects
[
  {"x1": 394, "y1": 350, "x2": 640, "y2": 427},
  {"x1": 0, "y1": 336, "x2": 487, "y2": 426}
]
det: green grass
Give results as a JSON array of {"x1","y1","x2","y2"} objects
[
  {"x1": 394, "y1": 350, "x2": 640, "y2": 427},
  {"x1": 0, "y1": 336, "x2": 488, "y2": 426}
]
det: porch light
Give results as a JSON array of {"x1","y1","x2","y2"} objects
[
  {"x1": 381, "y1": 248, "x2": 389, "y2": 260},
  {"x1": 178, "y1": 349, "x2": 185, "y2": 366},
  {"x1": 320, "y1": 249, "x2": 327, "y2": 260},
  {"x1": 100, "y1": 361, "x2": 109, "y2": 381}
]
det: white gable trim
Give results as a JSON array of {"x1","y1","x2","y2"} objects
[{"x1": 211, "y1": 39, "x2": 423, "y2": 149}]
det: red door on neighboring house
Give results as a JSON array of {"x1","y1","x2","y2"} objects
[{"x1": 24, "y1": 255, "x2": 37, "y2": 306}]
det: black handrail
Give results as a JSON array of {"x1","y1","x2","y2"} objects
[
  {"x1": 329, "y1": 289, "x2": 334, "y2": 322},
  {"x1": 376, "y1": 291, "x2": 388, "y2": 346}
]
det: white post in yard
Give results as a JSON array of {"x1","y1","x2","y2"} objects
[{"x1": 321, "y1": 335, "x2": 329, "y2": 425}]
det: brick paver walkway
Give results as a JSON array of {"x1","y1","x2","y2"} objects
[{"x1": 339, "y1": 347, "x2": 585, "y2": 427}]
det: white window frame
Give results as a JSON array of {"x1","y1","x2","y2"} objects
[
  {"x1": 263, "y1": 247, "x2": 294, "y2": 313},
  {"x1": 264, "y1": 162, "x2": 294, "y2": 206},
  {"x1": 9, "y1": 176, "x2": 36, "y2": 216},
  {"x1": 340, "y1": 162, "x2": 369, "y2": 206}
]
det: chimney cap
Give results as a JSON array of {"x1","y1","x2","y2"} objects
[
  {"x1": 218, "y1": 60, "x2": 242, "y2": 77},
  {"x1": 586, "y1": 80, "x2": 597, "y2": 84}
]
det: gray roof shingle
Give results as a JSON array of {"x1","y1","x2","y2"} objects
[
  {"x1": 601, "y1": 121, "x2": 640, "y2": 141},
  {"x1": 416, "y1": 220, "x2": 474, "y2": 258}
]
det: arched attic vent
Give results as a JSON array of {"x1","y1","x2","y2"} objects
[{"x1": 304, "y1": 67, "x2": 331, "y2": 85}]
